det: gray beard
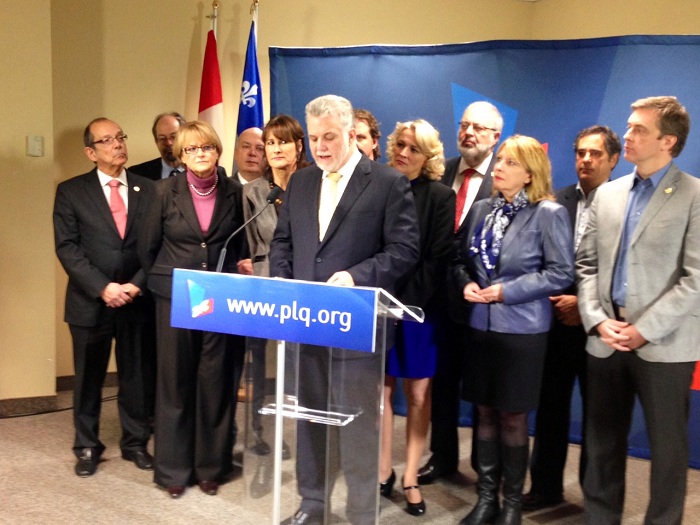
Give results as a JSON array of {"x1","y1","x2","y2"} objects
[{"x1": 458, "y1": 144, "x2": 491, "y2": 167}]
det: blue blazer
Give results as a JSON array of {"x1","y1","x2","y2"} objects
[{"x1": 453, "y1": 198, "x2": 574, "y2": 334}]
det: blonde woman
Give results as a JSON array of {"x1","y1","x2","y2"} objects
[{"x1": 379, "y1": 119, "x2": 455, "y2": 516}]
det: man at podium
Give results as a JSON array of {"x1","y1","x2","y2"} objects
[{"x1": 270, "y1": 94, "x2": 420, "y2": 525}]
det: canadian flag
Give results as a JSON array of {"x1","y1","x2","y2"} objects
[{"x1": 198, "y1": 30, "x2": 225, "y2": 140}]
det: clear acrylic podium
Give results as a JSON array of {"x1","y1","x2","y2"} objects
[{"x1": 169, "y1": 270, "x2": 422, "y2": 525}]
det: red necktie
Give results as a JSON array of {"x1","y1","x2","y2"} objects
[
  {"x1": 108, "y1": 179, "x2": 127, "y2": 238},
  {"x1": 454, "y1": 168, "x2": 475, "y2": 232}
]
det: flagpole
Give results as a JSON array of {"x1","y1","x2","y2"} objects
[
  {"x1": 250, "y1": 1, "x2": 259, "y2": 42},
  {"x1": 207, "y1": 1, "x2": 219, "y2": 39}
]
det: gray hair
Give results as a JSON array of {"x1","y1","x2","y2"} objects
[{"x1": 305, "y1": 95, "x2": 354, "y2": 132}]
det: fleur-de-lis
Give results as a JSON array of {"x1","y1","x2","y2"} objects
[{"x1": 241, "y1": 81, "x2": 258, "y2": 108}]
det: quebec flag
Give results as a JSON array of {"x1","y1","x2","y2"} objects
[{"x1": 236, "y1": 21, "x2": 264, "y2": 136}]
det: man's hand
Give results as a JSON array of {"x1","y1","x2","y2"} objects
[
  {"x1": 101, "y1": 282, "x2": 133, "y2": 308},
  {"x1": 618, "y1": 324, "x2": 648, "y2": 351},
  {"x1": 550, "y1": 294, "x2": 582, "y2": 326},
  {"x1": 327, "y1": 271, "x2": 355, "y2": 287},
  {"x1": 237, "y1": 258, "x2": 254, "y2": 275},
  {"x1": 596, "y1": 318, "x2": 633, "y2": 351},
  {"x1": 121, "y1": 283, "x2": 141, "y2": 299}
]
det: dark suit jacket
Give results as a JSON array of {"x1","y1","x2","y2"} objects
[
  {"x1": 269, "y1": 156, "x2": 419, "y2": 292},
  {"x1": 555, "y1": 183, "x2": 579, "y2": 297},
  {"x1": 129, "y1": 157, "x2": 228, "y2": 182},
  {"x1": 138, "y1": 171, "x2": 244, "y2": 299},
  {"x1": 53, "y1": 168, "x2": 154, "y2": 326},
  {"x1": 442, "y1": 155, "x2": 494, "y2": 321},
  {"x1": 442, "y1": 155, "x2": 494, "y2": 231},
  {"x1": 395, "y1": 177, "x2": 455, "y2": 310}
]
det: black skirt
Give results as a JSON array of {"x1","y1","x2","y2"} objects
[{"x1": 462, "y1": 327, "x2": 548, "y2": 412}]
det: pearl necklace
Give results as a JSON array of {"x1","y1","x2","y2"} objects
[{"x1": 189, "y1": 174, "x2": 218, "y2": 197}]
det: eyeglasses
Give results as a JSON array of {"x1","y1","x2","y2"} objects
[
  {"x1": 459, "y1": 121, "x2": 498, "y2": 135},
  {"x1": 575, "y1": 149, "x2": 605, "y2": 159},
  {"x1": 92, "y1": 134, "x2": 128, "y2": 146},
  {"x1": 183, "y1": 144, "x2": 217, "y2": 155}
]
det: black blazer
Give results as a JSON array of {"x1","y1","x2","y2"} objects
[
  {"x1": 395, "y1": 177, "x2": 456, "y2": 310},
  {"x1": 270, "y1": 156, "x2": 420, "y2": 292},
  {"x1": 138, "y1": 171, "x2": 244, "y2": 299},
  {"x1": 129, "y1": 158, "x2": 228, "y2": 182},
  {"x1": 53, "y1": 169, "x2": 154, "y2": 326}
]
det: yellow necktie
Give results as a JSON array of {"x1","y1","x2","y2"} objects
[{"x1": 319, "y1": 172, "x2": 342, "y2": 240}]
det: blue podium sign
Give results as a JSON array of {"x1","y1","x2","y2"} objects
[{"x1": 171, "y1": 269, "x2": 379, "y2": 352}]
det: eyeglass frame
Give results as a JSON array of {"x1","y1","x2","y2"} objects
[
  {"x1": 183, "y1": 144, "x2": 218, "y2": 155},
  {"x1": 92, "y1": 134, "x2": 128, "y2": 146},
  {"x1": 458, "y1": 121, "x2": 499, "y2": 135}
]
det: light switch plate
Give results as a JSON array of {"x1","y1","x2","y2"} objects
[{"x1": 27, "y1": 135, "x2": 44, "y2": 157}]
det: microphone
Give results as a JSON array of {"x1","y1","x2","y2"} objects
[{"x1": 215, "y1": 186, "x2": 283, "y2": 272}]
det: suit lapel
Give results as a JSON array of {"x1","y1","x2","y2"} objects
[
  {"x1": 320, "y1": 158, "x2": 371, "y2": 247},
  {"x1": 500, "y1": 204, "x2": 537, "y2": 262},
  {"x1": 631, "y1": 165, "x2": 680, "y2": 246},
  {"x1": 124, "y1": 171, "x2": 144, "y2": 239},
  {"x1": 86, "y1": 169, "x2": 121, "y2": 238},
  {"x1": 207, "y1": 175, "x2": 236, "y2": 237}
]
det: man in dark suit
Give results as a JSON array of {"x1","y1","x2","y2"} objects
[
  {"x1": 577, "y1": 96, "x2": 700, "y2": 524},
  {"x1": 129, "y1": 112, "x2": 187, "y2": 181},
  {"x1": 270, "y1": 95, "x2": 419, "y2": 525},
  {"x1": 523, "y1": 125, "x2": 620, "y2": 511},
  {"x1": 419, "y1": 101, "x2": 501, "y2": 485},
  {"x1": 53, "y1": 118, "x2": 155, "y2": 477}
]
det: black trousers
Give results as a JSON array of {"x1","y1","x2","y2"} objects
[
  {"x1": 529, "y1": 321, "x2": 588, "y2": 497},
  {"x1": 70, "y1": 312, "x2": 153, "y2": 456},
  {"x1": 152, "y1": 296, "x2": 245, "y2": 488},
  {"x1": 429, "y1": 316, "x2": 465, "y2": 470},
  {"x1": 583, "y1": 352, "x2": 695, "y2": 525},
  {"x1": 295, "y1": 347, "x2": 382, "y2": 525}
]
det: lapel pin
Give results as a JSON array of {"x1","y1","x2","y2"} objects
[
  {"x1": 134, "y1": 186, "x2": 140, "y2": 192},
  {"x1": 664, "y1": 187, "x2": 672, "y2": 194}
]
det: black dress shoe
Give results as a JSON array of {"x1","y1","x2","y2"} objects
[
  {"x1": 166, "y1": 485, "x2": 186, "y2": 499},
  {"x1": 198, "y1": 480, "x2": 219, "y2": 496},
  {"x1": 379, "y1": 469, "x2": 396, "y2": 498},
  {"x1": 74, "y1": 448, "x2": 98, "y2": 477},
  {"x1": 250, "y1": 432, "x2": 271, "y2": 456},
  {"x1": 403, "y1": 484, "x2": 426, "y2": 516},
  {"x1": 285, "y1": 509, "x2": 322, "y2": 525},
  {"x1": 521, "y1": 491, "x2": 564, "y2": 511},
  {"x1": 417, "y1": 458, "x2": 455, "y2": 485},
  {"x1": 122, "y1": 449, "x2": 154, "y2": 470}
]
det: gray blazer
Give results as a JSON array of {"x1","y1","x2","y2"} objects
[
  {"x1": 242, "y1": 177, "x2": 279, "y2": 277},
  {"x1": 576, "y1": 163, "x2": 700, "y2": 362}
]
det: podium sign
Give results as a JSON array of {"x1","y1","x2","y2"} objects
[{"x1": 171, "y1": 269, "x2": 378, "y2": 352}]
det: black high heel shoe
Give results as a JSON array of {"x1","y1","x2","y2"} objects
[
  {"x1": 403, "y1": 484, "x2": 426, "y2": 516},
  {"x1": 379, "y1": 469, "x2": 396, "y2": 498}
]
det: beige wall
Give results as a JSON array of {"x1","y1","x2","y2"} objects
[
  {"x1": 0, "y1": 0, "x2": 56, "y2": 399},
  {"x1": 2, "y1": 0, "x2": 699, "y2": 400}
]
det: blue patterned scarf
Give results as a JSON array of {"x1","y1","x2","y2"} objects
[{"x1": 470, "y1": 190, "x2": 529, "y2": 276}]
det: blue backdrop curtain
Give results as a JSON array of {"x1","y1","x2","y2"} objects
[{"x1": 269, "y1": 35, "x2": 700, "y2": 468}]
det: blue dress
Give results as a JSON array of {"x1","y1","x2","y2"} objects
[{"x1": 386, "y1": 315, "x2": 437, "y2": 379}]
